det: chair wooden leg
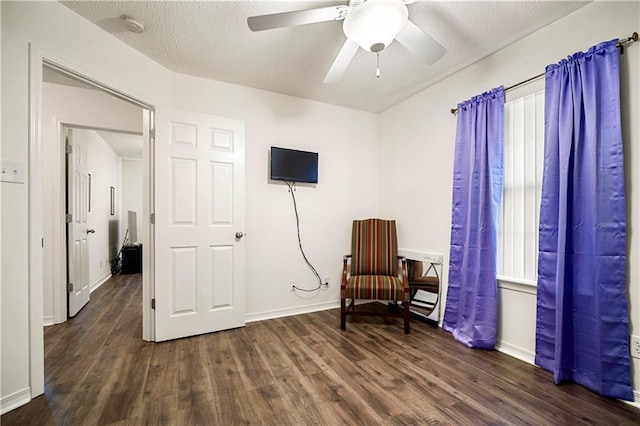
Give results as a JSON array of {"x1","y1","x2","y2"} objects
[
  {"x1": 403, "y1": 301, "x2": 410, "y2": 334},
  {"x1": 340, "y1": 298, "x2": 346, "y2": 330}
]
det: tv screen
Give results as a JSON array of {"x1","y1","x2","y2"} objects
[{"x1": 270, "y1": 147, "x2": 318, "y2": 183}]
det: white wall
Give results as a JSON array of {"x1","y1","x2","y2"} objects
[
  {"x1": 121, "y1": 158, "x2": 144, "y2": 244},
  {"x1": 172, "y1": 74, "x2": 380, "y2": 320},
  {"x1": 82, "y1": 129, "x2": 121, "y2": 291},
  {"x1": 2, "y1": 0, "x2": 171, "y2": 410},
  {"x1": 40, "y1": 82, "x2": 142, "y2": 324},
  {"x1": 4, "y1": 0, "x2": 637, "y2": 414},
  {"x1": 379, "y1": 1, "x2": 640, "y2": 396},
  {"x1": 1, "y1": 1, "x2": 378, "y2": 410}
]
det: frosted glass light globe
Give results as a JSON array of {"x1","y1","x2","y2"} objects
[{"x1": 343, "y1": 0, "x2": 409, "y2": 52}]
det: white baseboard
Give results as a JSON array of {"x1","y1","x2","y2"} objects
[
  {"x1": 90, "y1": 273, "x2": 112, "y2": 293},
  {"x1": 495, "y1": 340, "x2": 535, "y2": 365},
  {"x1": 623, "y1": 390, "x2": 640, "y2": 409},
  {"x1": 245, "y1": 300, "x2": 341, "y2": 323},
  {"x1": 0, "y1": 387, "x2": 31, "y2": 415},
  {"x1": 245, "y1": 299, "x2": 380, "y2": 324},
  {"x1": 43, "y1": 316, "x2": 54, "y2": 327},
  {"x1": 495, "y1": 341, "x2": 640, "y2": 407}
]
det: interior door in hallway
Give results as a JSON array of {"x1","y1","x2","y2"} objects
[
  {"x1": 66, "y1": 128, "x2": 91, "y2": 317},
  {"x1": 154, "y1": 108, "x2": 245, "y2": 341}
]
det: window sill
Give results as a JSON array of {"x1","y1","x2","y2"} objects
[{"x1": 497, "y1": 275, "x2": 537, "y2": 295}]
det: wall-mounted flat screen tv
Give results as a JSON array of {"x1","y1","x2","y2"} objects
[{"x1": 270, "y1": 146, "x2": 318, "y2": 184}]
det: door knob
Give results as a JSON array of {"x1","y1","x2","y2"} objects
[
  {"x1": 235, "y1": 231, "x2": 244, "y2": 239},
  {"x1": 87, "y1": 229, "x2": 96, "y2": 234}
]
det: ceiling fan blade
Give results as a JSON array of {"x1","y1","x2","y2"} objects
[
  {"x1": 395, "y1": 20, "x2": 446, "y2": 65},
  {"x1": 323, "y1": 39, "x2": 359, "y2": 84},
  {"x1": 248, "y1": 6, "x2": 349, "y2": 32}
]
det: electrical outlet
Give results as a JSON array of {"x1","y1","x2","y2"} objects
[
  {"x1": 631, "y1": 335, "x2": 640, "y2": 359},
  {"x1": 323, "y1": 276, "x2": 330, "y2": 286}
]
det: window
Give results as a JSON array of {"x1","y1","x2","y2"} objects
[{"x1": 497, "y1": 91, "x2": 544, "y2": 284}]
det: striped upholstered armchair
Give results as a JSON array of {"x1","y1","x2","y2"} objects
[{"x1": 341, "y1": 219, "x2": 410, "y2": 333}]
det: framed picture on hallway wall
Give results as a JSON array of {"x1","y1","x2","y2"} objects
[
  {"x1": 110, "y1": 186, "x2": 115, "y2": 215},
  {"x1": 88, "y1": 174, "x2": 92, "y2": 212}
]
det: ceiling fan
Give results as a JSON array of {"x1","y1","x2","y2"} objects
[{"x1": 247, "y1": 0, "x2": 447, "y2": 83}]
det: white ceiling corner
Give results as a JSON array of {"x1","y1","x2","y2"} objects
[
  {"x1": 96, "y1": 131, "x2": 143, "y2": 159},
  {"x1": 43, "y1": 66, "x2": 144, "y2": 158},
  {"x1": 60, "y1": 1, "x2": 590, "y2": 113}
]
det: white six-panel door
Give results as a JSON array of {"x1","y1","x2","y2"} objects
[
  {"x1": 67, "y1": 128, "x2": 91, "y2": 317},
  {"x1": 154, "y1": 108, "x2": 245, "y2": 341}
]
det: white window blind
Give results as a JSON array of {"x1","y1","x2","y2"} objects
[{"x1": 498, "y1": 90, "x2": 544, "y2": 284}]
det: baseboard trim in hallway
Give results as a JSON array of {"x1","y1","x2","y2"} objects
[{"x1": 0, "y1": 388, "x2": 31, "y2": 415}]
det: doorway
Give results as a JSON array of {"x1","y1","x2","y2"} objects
[
  {"x1": 30, "y1": 51, "x2": 246, "y2": 401},
  {"x1": 61, "y1": 126, "x2": 145, "y2": 318},
  {"x1": 41, "y1": 66, "x2": 148, "y2": 323},
  {"x1": 29, "y1": 53, "x2": 155, "y2": 398}
]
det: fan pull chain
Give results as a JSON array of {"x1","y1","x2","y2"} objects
[{"x1": 376, "y1": 52, "x2": 380, "y2": 78}]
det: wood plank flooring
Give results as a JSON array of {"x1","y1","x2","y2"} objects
[{"x1": 3, "y1": 274, "x2": 639, "y2": 425}]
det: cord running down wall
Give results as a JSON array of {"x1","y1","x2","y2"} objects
[{"x1": 285, "y1": 181, "x2": 327, "y2": 292}]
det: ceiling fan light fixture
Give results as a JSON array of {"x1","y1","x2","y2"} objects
[{"x1": 343, "y1": 0, "x2": 408, "y2": 52}]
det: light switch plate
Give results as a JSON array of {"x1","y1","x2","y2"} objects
[{"x1": 1, "y1": 160, "x2": 26, "y2": 184}]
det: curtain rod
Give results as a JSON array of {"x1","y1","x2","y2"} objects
[{"x1": 450, "y1": 31, "x2": 639, "y2": 115}]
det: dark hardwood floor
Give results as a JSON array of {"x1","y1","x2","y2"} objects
[{"x1": 3, "y1": 274, "x2": 639, "y2": 425}]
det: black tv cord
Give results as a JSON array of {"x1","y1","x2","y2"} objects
[
  {"x1": 285, "y1": 181, "x2": 327, "y2": 292},
  {"x1": 110, "y1": 228, "x2": 129, "y2": 275}
]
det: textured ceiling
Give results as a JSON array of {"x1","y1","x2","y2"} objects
[{"x1": 61, "y1": 1, "x2": 589, "y2": 113}]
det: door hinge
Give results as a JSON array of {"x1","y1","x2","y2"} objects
[
  {"x1": 42, "y1": 238, "x2": 44, "y2": 248},
  {"x1": 65, "y1": 144, "x2": 72, "y2": 154},
  {"x1": 151, "y1": 298, "x2": 156, "y2": 309},
  {"x1": 150, "y1": 128, "x2": 155, "y2": 139},
  {"x1": 67, "y1": 282, "x2": 74, "y2": 292},
  {"x1": 150, "y1": 213, "x2": 155, "y2": 224},
  {"x1": 66, "y1": 214, "x2": 72, "y2": 223}
]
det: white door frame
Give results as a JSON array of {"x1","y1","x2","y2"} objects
[{"x1": 28, "y1": 45, "x2": 156, "y2": 399}]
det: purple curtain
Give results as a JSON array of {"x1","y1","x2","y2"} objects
[
  {"x1": 443, "y1": 87, "x2": 504, "y2": 349},
  {"x1": 536, "y1": 40, "x2": 633, "y2": 400}
]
